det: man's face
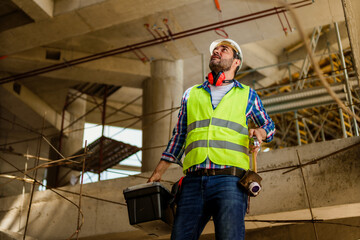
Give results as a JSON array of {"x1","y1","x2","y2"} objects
[{"x1": 209, "y1": 45, "x2": 235, "y2": 73}]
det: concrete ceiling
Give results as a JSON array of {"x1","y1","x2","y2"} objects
[
  {"x1": 0, "y1": 0, "x2": 351, "y2": 129},
  {"x1": 0, "y1": 0, "x2": 34, "y2": 32}
]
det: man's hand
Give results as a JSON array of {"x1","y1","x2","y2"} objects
[
  {"x1": 248, "y1": 128, "x2": 266, "y2": 153},
  {"x1": 147, "y1": 160, "x2": 171, "y2": 183},
  {"x1": 148, "y1": 171, "x2": 162, "y2": 183}
]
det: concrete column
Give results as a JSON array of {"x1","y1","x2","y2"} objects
[
  {"x1": 47, "y1": 89, "x2": 86, "y2": 187},
  {"x1": 142, "y1": 59, "x2": 183, "y2": 172},
  {"x1": 341, "y1": 0, "x2": 360, "y2": 86}
]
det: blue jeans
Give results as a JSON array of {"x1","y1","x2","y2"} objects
[{"x1": 171, "y1": 175, "x2": 248, "y2": 240}]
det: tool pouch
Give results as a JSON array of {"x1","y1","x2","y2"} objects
[{"x1": 238, "y1": 170, "x2": 263, "y2": 197}]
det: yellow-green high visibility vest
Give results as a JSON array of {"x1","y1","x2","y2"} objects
[{"x1": 183, "y1": 84, "x2": 250, "y2": 172}]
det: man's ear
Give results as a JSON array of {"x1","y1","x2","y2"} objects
[{"x1": 233, "y1": 58, "x2": 241, "y2": 67}]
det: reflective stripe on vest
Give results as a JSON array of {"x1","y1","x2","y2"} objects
[
  {"x1": 183, "y1": 84, "x2": 250, "y2": 171},
  {"x1": 188, "y1": 118, "x2": 248, "y2": 135},
  {"x1": 185, "y1": 140, "x2": 248, "y2": 155}
]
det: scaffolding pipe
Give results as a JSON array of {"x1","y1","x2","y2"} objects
[
  {"x1": 327, "y1": 40, "x2": 347, "y2": 138},
  {"x1": 339, "y1": 108, "x2": 347, "y2": 138},
  {"x1": 321, "y1": 127, "x2": 325, "y2": 141},
  {"x1": 334, "y1": 22, "x2": 359, "y2": 136},
  {"x1": 327, "y1": 41, "x2": 347, "y2": 138},
  {"x1": 99, "y1": 86, "x2": 108, "y2": 181},
  {"x1": 287, "y1": 63, "x2": 293, "y2": 91},
  {"x1": 294, "y1": 111, "x2": 301, "y2": 146}
]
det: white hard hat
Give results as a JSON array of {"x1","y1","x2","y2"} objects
[{"x1": 209, "y1": 39, "x2": 243, "y2": 70}]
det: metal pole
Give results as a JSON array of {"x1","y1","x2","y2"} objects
[
  {"x1": 288, "y1": 63, "x2": 293, "y2": 91},
  {"x1": 99, "y1": 86, "x2": 108, "y2": 181},
  {"x1": 327, "y1": 40, "x2": 347, "y2": 138},
  {"x1": 339, "y1": 108, "x2": 347, "y2": 138},
  {"x1": 295, "y1": 111, "x2": 301, "y2": 146},
  {"x1": 321, "y1": 127, "x2": 325, "y2": 141},
  {"x1": 334, "y1": 22, "x2": 359, "y2": 136}
]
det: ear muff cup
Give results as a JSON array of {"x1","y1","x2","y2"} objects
[{"x1": 208, "y1": 71, "x2": 226, "y2": 86}]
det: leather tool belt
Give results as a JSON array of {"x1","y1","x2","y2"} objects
[{"x1": 186, "y1": 167, "x2": 246, "y2": 178}]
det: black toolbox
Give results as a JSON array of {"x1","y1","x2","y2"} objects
[{"x1": 123, "y1": 182, "x2": 174, "y2": 235}]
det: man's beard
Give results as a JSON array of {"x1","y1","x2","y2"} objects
[{"x1": 209, "y1": 57, "x2": 233, "y2": 73}]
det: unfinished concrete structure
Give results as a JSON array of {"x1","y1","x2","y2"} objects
[{"x1": 0, "y1": 0, "x2": 359, "y2": 239}]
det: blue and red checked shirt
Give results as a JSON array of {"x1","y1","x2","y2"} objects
[{"x1": 161, "y1": 80, "x2": 275, "y2": 171}]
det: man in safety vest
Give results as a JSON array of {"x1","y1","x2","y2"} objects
[{"x1": 148, "y1": 38, "x2": 275, "y2": 240}]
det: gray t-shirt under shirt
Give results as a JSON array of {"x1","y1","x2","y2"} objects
[{"x1": 209, "y1": 82, "x2": 234, "y2": 108}]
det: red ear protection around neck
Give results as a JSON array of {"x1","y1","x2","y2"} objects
[{"x1": 208, "y1": 71, "x2": 226, "y2": 86}]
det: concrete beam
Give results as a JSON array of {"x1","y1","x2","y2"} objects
[
  {"x1": 241, "y1": 43, "x2": 286, "y2": 88},
  {"x1": 10, "y1": 0, "x2": 54, "y2": 21},
  {"x1": 0, "y1": 137, "x2": 359, "y2": 239},
  {"x1": 112, "y1": 165, "x2": 141, "y2": 172},
  {"x1": 242, "y1": 43, "x2": 279, "y2": 77},
  {"x1": 0, "y1": 0, "x2": 201, "y2": 56},
  {"x1": 255, "y1": 70, "x2": 287, "y2": 88},
  {"x1": 0, "y1": 47, "x2": 150, "y2": 88},
  {"x1": 0, "y1": 81, "x2": 68, "y2": 132}
]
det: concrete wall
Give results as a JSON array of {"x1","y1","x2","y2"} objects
[
  {"x1": 245, "y1": 217, "x2": 360, "y2": 240},
  {"x1": 0, "y1": 107, "x2": 50, "y2": 198},
  {"x1": 198, "y1": 217, "x2": 360, "y2": 240},
  {"x1": 0, "y1": 136, "x2": 359, "y2": 239}
]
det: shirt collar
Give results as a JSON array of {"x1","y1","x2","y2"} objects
[{"x1": 198, "y1": 80, "x2": 245, "y2": 90}]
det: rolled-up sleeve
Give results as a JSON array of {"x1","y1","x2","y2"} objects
[{"x1": 246, "y1": 89, "x2": 275, "y2": 143}]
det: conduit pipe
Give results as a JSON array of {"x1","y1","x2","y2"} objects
[
  {"x1": 0, "y1": 0, "x2": 312, "y2": 84},
  {"x1": 265, "y1": 93, "x2": 347, "y2": 114},
  {"x1": 262, "y1": 79, "x2": 357, "y2": 105}
]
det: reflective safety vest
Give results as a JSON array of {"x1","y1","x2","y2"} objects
[{"x1": 183, "y1": 84, "x2": 250, "y2": 171}]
